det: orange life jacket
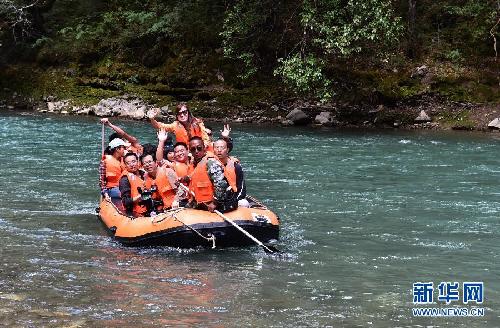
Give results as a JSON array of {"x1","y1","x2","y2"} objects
[
  {"x1": 173, "y1": 121, "x2": 205, "y2": 145},
  {"x1": 173, "y1": 161, "x2": 190, "y2": 178},
  {"x1": 189, "y1": 156, "x2": 215, "y2": 203},
  {"x1": 223, "y1": 158, "x2": 237, "y2": 192},
  {"x1": 105, "y1": 155, "x2": 124, "y2": 188},
  {"x1": 155, "y1": 167, "x2": 178, "y2": 208},
  {"x1": 123, "y1": 171, "x2": 147, "y2": 216}
]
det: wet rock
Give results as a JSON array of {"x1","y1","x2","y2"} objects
[
  {"x1": 79, "y1": 96, "x2": 155, "y2": 119},
  {"x1": 315, "y1": 111, "x2": 333, "y2": 126},
  {"x1": 280, "y1": 119, "x2": 294, "y2": 126},
  {"x1": 415, "y1": 110, "x2": 431, "y2": 122},
  {"x1": 47, "y1": 100, "x2": 71, "y2": 113},
  {"x1": 285, "y1": 108, "x2": 310, "y2": 125},
  {"x1": 487, "y1": 118, "x2": 500, "y2": 129}
]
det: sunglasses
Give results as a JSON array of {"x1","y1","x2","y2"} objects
[
  {"x1": 190, "y1": 145, "x2": 204, "y2": 152},
  {"x1": 177, "y1": 110, "x2": 189, "y2": 116}
]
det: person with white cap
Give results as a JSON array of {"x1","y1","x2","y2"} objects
[
  {"x1": 99, "y1": 138, "x2": 127, "y2": 203},
  {"x1": 101, "y1": 118, "x2": 143, "y2": 156}
]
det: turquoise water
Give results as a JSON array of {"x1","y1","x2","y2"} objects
[{"x1": 0, "y1": 112, "x2": 499, "y2": 327}]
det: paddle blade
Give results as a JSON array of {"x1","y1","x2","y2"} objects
[{"x1": 262, "y1": 244, "x2": 281, "y2": 254}]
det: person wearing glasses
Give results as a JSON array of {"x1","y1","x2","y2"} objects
[
  {"x1": 119, "y1": 152, "x2": 147, "y2": 217},
  {"x1": 140, "y1": 153, "x2": 182, "y2": 214},
  {"x1": 149, "y1": 103, "x2": 210, "y2": 147},
  {"x1": 99, "y1": 138, "x2": 127, "y2": 203},
  {"x1": 187, "y1": 136, "x2": 238, "y2": 213}
]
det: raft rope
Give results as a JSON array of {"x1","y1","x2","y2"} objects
[
  {"x1": 151, "y1": 208, "x2": 184, "y2": 224},
  {"x1": 151, "y1": 208, "x2": 216, "y2": 249}
]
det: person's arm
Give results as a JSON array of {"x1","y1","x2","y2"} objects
[
  {"x1": 148, "y1": 108, "x2": 176, "y2": 131},
  {"x1": 220, "y1": 124, "x2": 233, "y2": 152},
  {"x1": 235, "y1": 162, "x2": 246, "y2": 200},
  {"x1": 101, "y1": 118, "x2": 140, "y2": 147},
  {"x1": 156, "y1": 129, "x2": 168, "y2": 163},
  {"x1": 206, "y1": 158, "x2": 229, "y2": 212},
  {"x1": 119, "y1": 175, "x2": 134, "y2": 211},
  {"x1": 198, "y1": 121, "x2": 211, "y2": 147}
]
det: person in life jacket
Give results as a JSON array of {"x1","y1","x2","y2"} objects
[
  {"x1": 204, "y1": 124, "x2": 234, "y2": 155},
  {"x1": 140, "y1": 153, "x2": 180, "y2": 214},
  {"x1": 99, "y1": 138, "x2": 127, "y2": 204},
  {"x1": 156, "y1": 128, "x2": 176, "y2": 169},
  {"x1": 101, "y1": 118, "x2": 144, "y2": 156},
  {"x1": 148, "y1": 103, "x2": 211, "y2": 147},
  {"x1": 119, "y1": 152, "x2": 147, "y2": 217},
  {"x1": 213, "y1": 138, "x2": 249, "y2": 207},
  {"x1": 156, "y1": 130, "x2": 193, "y2": 209},
  {"x1": 170, "y1": 141, "x2": 192, "y2": 208},
  {"x1": 187, "y1": 136, "x2": 238, "y2": 213}
]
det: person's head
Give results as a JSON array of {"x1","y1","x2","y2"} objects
[
  {"x1": 189, "y1": 136, "x2": 206, "y2": 162},
  {"x1": 174, "y1": 142, "x2": 188, "y2": 163},
  {"x1": 108, "y1": 132, "x2": 120, "y2": 143},
  {"x1": 164, "y1": 144, "x2": 175, "y2": 162},
  {"x1": 123, "y1": 152, "x2": 139, "y2": 173},
  {"x1": 175, "y1": 103, "x2": 190, "y2": 124},
  {"x1": 109, "y1": 138, "x2": 127, "y2": 157},
  {"x1": 213, "y1": 139, "x2": 229, "y2": 162},
  {"x1": 140, "y1": 153, "x2": 158, "y2": 176},
  {"x1": 142, "y1": 143, "x2": 157, "y2": 157}
]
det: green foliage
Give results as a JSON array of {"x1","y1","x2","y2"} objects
[
  {"x1": 419, "y1": 0, "x2": 498, "y2": 57},
  {"x1": 300, "y1": 0, "x2": 402, "y2": 56},
  {"x1": 445, "y1": 49, "x2": 463, "y2": 63},
  {"x1": 57, "y1": 8, "x2": 180, "y2": 57},
  {"x1": 274, "y1": 54, "x2": 332, "y2": 100},
  {"x1": 221, "y1": 0, "x2": 402, "y2": 99}
]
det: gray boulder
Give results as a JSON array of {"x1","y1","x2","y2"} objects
[
  {"x1": 286, "y1": 108, "x2": 310, "y2": 125},
  {"x1": 46, "y1": 100, "x2": 71, "y2": 113},
  {"x1": 415, "y1": 110, "x2": 431, "y2": 122},
  {"x1": 488, "y1": 118, "x2": 500, "y2": 129},
  {"x1": 315, "y1": 111, "x2": 333, "y2": 125}
]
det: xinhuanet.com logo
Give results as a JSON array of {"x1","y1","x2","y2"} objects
[
  {"x1": 412, "y1": 307, "x2": 484, "y2": 317},
  {"x1": 411, "y1": 281, "x2": 485, "y2": 317}
]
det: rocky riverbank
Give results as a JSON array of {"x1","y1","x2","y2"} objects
[{"x1": 1, "y1": 91, "x2": 499, "y2": 132}]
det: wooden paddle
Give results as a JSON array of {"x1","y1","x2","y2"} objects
[{"x1": 214, "y1": 210, "x2": 280, "y2": 254}]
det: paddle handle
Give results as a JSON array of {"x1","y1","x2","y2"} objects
[
  {"x1": 101, "y1": 122, "x2": 105, "y2": 157},
  {"x1": 214, "y1": 210, "x2": 272, "y2": 252}
]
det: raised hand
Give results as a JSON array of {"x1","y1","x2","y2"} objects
[
  {"x1": 221, "y1": 124, "x2": 231, "y2": 138},
  {"x1": 100, "y1": 118, "x2": 110, "y2": 126},
  {"x1": 147, "y1": 108, "x2": 160, "y2": 120},
  {"x1": 157, "y1": 128, "x2": 169, "y2": 142}
]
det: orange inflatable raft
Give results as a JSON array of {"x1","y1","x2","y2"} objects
[{"x1": 96, "y1": 196, "x2": 280, "y2": 248}]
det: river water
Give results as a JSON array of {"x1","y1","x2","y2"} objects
[{"x1": 0, "y1": 112, "x2": 499, "y2": 327}]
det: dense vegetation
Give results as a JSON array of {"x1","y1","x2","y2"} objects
[{"x1": 0, "y1": 0, "x2": 498, "y2": 108}]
